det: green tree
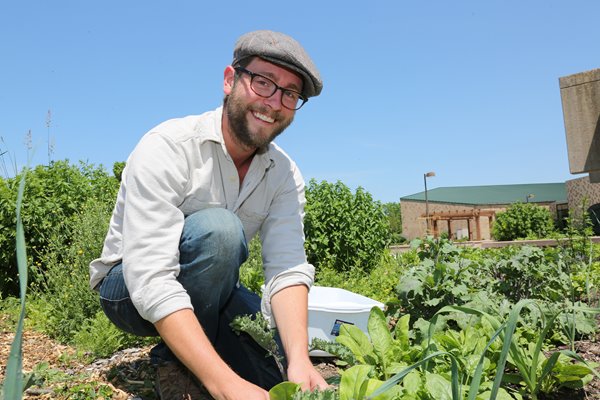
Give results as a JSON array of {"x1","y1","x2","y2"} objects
[
  {"x1": 112, "y1": 161, "x2": 126, "y2": 182},
  {"x1": 304, "y1": 179, "x2": 390, "y2": 273},
  {"x1": 492, "y1": 202, "x2": 555, "y2": 241},
  {"x1": 382, "y1": 202, "x2": 404, "y2": 244}
]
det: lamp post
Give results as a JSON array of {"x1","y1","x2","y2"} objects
[{"x1": 424, "y1": 171, "x2": 436, "y2": 235}]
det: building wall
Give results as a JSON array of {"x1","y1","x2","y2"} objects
[
  {"x1": 401, "y1": 200, "x2": 502, "y2": 241},
  {"x1": 401, "y1": 200, "x2": 558, "y2": 241},
  {"x1": 566, "y1": 176, "x2": 600, "y2": 218}
]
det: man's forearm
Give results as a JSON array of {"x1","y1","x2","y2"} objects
[
  {"x1": 271, "y1": 284, "x2": 328, "y2": 391},
  {"x1": 270, "y1": 284, "x2": 311, "y2": 363}
]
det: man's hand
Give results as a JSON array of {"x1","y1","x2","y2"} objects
[
  {"x1": 207, "y1": 376, "x2": 270, "y2": 400},
  {"x1": 287, "y1": 357, "x2": 329, "y2": 392},
  {"x1": 155, "y1": 309, "x2": 269, "y2": 400}
]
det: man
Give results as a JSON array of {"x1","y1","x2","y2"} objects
[{"x1": 89, "y1": 30, "x2": 327, "y2": 399}]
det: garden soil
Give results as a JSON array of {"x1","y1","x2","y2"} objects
[{"x1": 0, "y1": 327, "x2": 598, "y2": 399}]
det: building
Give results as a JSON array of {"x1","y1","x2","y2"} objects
[
  {"x1": 400, "y1": 183, "x2": 568, "y2": 241},
  {"x1": 398, "y1": 68, "x2": 600, "y2": 241}
]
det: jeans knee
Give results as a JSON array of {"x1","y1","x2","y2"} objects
[{"x1": 180, "y1": 208, "x2": 248, "y2": 272}]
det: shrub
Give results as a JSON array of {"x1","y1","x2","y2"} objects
[
  {"x1": 485, "y1": 245, "x2": 571, "y2": 303},
  {"x1": 315, "y1": 250, "x2": 402, "y2": 304},
  {"x1": 382, "y1": 202, "x2": 404, "y2": 244},
  {"x1": 0, "y1": 160, "x2": 119, "y2": 297},
  {"x1": 239, "y1": 237, "x2": 264, "y2": 295},
  {"x1": 303, "y1": 179, "x2": 390, "y2": 273},
  {"x1": 394, "y1": 237, "x2": 495, "y2": 321},
  {"x1": 30, "y1": 197, "x2": 114, "y2": 343},
  {"x1": 492, "y1": 202, "x2": 555, "y2": 241}
]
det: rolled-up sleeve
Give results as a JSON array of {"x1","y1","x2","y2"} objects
[{"x1": 122, "y1": 132, "x2": 193, "y2": 323}]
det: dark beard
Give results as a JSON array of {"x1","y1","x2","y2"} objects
[{"x1": 224, "y1": 91, "x2": 293, "y2": 149}]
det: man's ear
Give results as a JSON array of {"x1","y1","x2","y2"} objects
[{"x1": 223, "y1": 66, "x2": 236, "y2": 95}]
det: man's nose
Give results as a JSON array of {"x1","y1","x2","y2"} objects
[{"x1": 263, "y1": 89, "x2": 283, "y2": 110}]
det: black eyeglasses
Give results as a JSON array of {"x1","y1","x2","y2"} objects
[{"x1": 234, "y1": 67, "x2": 307, "y2": 110}]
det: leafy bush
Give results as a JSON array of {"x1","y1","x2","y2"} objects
[
  {"x1": 492, "y1": 202, "x2": 555, "y2": 241},
  {"x1": 30, "y1": 197, "x2": 113, "y2": 343},
  {"x1": 394, "y1": 237, "x2": 496, "y2": 322},
  {"x1": 239, "y1": 237, "x2": 264, "y2": 295},
  {"x1": 112, "y1": 161, "x2": 126, "y2": 182},
  {"x1": 304, "y1": 179, "x2": 390, "y2": 273},
  {"x1": 382, "y1": 202, "x2": 405, "y2": 244},
  {"x1": 22, "y1": 193, "x2": 156, "y2": 355},
  {"x1": 315, "y1": 251, "x2": 402, "y2": 304},
  {"x1": 486, "y1": 246, "x2": 571, "y2": 303},
  {"x1": 0, "y1": 160, "x2": 119, "y2": 297},
  {"x1": 73, "y1": 311, "x2": 157, "y2": 359}
]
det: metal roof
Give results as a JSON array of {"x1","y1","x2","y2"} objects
[{"x1": 400, "y1": 183, "x2": 567, "y2": 205}]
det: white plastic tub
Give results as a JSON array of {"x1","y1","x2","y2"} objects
[{"x1": 307, "y1": 286, "x2": 384, "y2": 353}]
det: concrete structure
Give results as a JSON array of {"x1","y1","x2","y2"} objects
[
  {"x1": 560, "y1": 68, "x2": 600, "y2": 177},
  {"x1": 559, "y1": 67, "x2": 600, "y2": 233},
  {"x1": 400, "y1": 183, "x2": 568, "y2": 241},
  {"x1": 566, "y1": 175, "x2": 600, "y2": 234}
]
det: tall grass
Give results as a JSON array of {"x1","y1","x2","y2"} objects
[{"x1": 2, "y1": 170, "x2": 27, "y2": 399}]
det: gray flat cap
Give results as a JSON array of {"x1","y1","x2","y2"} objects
[{"x1": 232, "y1": 30, "x2": 323, "y2": 98}]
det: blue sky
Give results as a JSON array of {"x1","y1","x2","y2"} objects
[{"x1": 1, "y1": 1, "x2": 599, "y2": 203}]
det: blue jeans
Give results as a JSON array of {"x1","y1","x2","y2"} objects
[{"x1": 99, "y1": 208, "x2": 284, "y2": 389}]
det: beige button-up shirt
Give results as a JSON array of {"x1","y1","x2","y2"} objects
[{"x1": 89, "y1": 107, "x2": 314, "y2": 325}]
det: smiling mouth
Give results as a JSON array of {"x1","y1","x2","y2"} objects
[{"x1": 252, "y1": 111, "x2": 275, "y2": 124}]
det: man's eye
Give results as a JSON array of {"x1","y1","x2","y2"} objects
[
  {"x1": 255, "y1": 77, "x2": 272, "y2": 88},
  {"x1": 285, "y1": 91, "x2": 299, "y2": 100}
]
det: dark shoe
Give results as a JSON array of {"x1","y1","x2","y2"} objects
[{"x1": 155, "y1": 361, "x2": 212, "y2": 399}]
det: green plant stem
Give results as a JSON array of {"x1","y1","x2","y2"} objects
[{"x1": 3, "y1": 169, "x2": 28, "y2": 399}]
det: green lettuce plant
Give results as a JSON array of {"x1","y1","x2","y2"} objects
[
  {"x1": 425, "y1": 301, "x2": 599, "y2": 400},
  {"x1": 335, "y1": 307, "x2": 422, "y2": 380}
]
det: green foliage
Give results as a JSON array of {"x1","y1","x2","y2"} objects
[
  {"x1": 382, "y1": 202, "x2": 404, "y2": 244},
  {"x1": 304, "y1": 179, "x2": 390, "y2": 273},
  {"x1": 25, "y1": 362, "x2": 115, "y2": 399},
  {"x1": 336, "y1": 307, "x2": 422, "y2": 381},
  {"x1": 2, "y1": 156, "x2": 600, "y2": 400},
  {"x1": 73, "y1": 311, "x2": 157, "y2": 359},
  {"x1": 230, "y1": 312, "x2": 286, "y2": 379},
  {"x1": 486, "y1": 246, "x2": 571, "y2": 303},
  {"x1": 239, "y1": 236, "x2": 264, "y2": 295},
  {"x1": 492, "y1": 202, "x2": 555, "y2": 241},
  {"x1": 2, "y1": 170, "x2": 28, "y2": 400},
  {"x1": 30, "y1": 197, "x2": 113, "y2": 343},
  {"x1": 430, "y1": 302, "x2": 599, "y2": 400},
  {"x1": 309, "y1": 338, "x2": 356, "y2": 366},
  {"x1": 269, "y1": 382, "x2": 339, "y2": 400},
  {"x1": 315, "y1": 251, "x2": 402, "y2": 304},
  {"x1": 395, "y1": 237, "x2": 494, "y2": 322},
  {"x1": 231, "y1": 312, "x2": 279, "y2": 358},
  {"x1": 0, "y1": 160, "x2": 119, "y2": 297},
  {"x1": 112, "y1": 161, "x2": 126, "y2": 182}
]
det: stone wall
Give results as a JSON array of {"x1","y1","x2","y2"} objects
[{"x1": 566, "y1": 176, "x2": 600, "y2": 218}]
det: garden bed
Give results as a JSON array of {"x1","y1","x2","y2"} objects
[{"x1": 1, "y1": 325, "x2": 599, "y2": 399}]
